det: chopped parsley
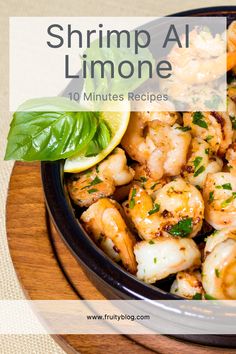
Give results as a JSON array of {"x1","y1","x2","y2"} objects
[
  {"x1": 230, "y1": 115, "x2": 236, "y2": 130},
  {"x1": 208, "y1": 191, "x2": 214, "y2": 204},
  {"x1": 206, "y1": 135, "x2": 213, "y2": 142},
  {"x1": 82, "y1": 176, "x2": 103, "y2": 189},
  {"x1": 149, "y1": 240, "x2": 155, "y2": 245},
  {"x1": 205, "y1": 148, "x2": 209, "y2": 155},
  {"x1": 129, "y1": 188, "x2": 137, "y2": 209},
  {"x1": 176, "y1": 126, "x2": 191, "y2": 132},
  {"x1": 139, "y1": 176, "x2": 147, "y2": 183},
  {"x1": 90, "y1": 176, "x2": 103, "y2": 186},
  {"x1": 215, "y1": 268, "x2": 220, "y2": 278},
  {"x1": 148, "y1": 203, "x2": 160, "y2": 216},
  {"x1": 192, "y1": 156, "x2": 205, "y2": 177},
  {"x1": 193, "y1": 156, "x2": 203, "y2": 169},
  {"x1": 192, "y1": 293, "x2": 202, "y2": 300},
  {"x1": 221, "y1": 192, "x2": 236, "y2": 208},
  {"x1": 195, "y1": 185, "x2": 202, "y2": 191},
  {"x1": 150, "y1": 182, "x2": 159, "y2": 190},
  {"x1": 153, "y1": 257, "x2": 157, "y2": 264},
  {"x1": 192, "y1": 112, "x2": 208, "y2": 129},
  {"x1": 88, "y1": 188, "x2": 98, "y2": 194},
  {"x1": 168, "y1": 218, "x2": 193, "y2": 238},
  {"x1": 216, "y1": 183, "x2": 232, "y2": 190},
  {"x1": 194, "y1": 165, "x2": 205, "y2": 177}
]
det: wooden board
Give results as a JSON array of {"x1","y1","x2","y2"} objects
[{"x1": 5, "y1": 162, "x2": 236, "y2": 354}]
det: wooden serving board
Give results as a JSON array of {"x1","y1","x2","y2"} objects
[{"x1": 5, "y1": 162, "x2": 236, "y2": 354}]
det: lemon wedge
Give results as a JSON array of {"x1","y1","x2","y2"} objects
[{"x1": 64, "y1": 100, "x2": 130, "y2": 173}]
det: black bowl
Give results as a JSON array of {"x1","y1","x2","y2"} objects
[{"x1": 41, "y1": 6, "x2": 236, "y2": 347}]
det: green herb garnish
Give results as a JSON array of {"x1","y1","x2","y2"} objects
[
  {"x1": 194, "y1": 165, "x2": 205, "y2": 177},
  {"x1": 149, "y1": 240, "x2": 155, "y2": 245},
  {"x1": 88, "y1": 188, "x2": 98, "y2": 194},
  {"x1": 216, "y1": 183, "x2": 232, "y2": 190},
  {"x1": 153, "y1": 257, "x2": 157, "y2": 264},
  {"x1": 4, "y1": 98, "x2": 100, "y2": 161},
  {"x1": 206, "y1": 135, "x2": 213, "y2": 142},
  {"x1": 176, "y1": 126, "x2": 191, "y2": 132},
  {"x1": 193, "y1": 156, "x2": 203, "y2": 169},
  {"x1": 192, "y1": 112, "x2": 208, "y2": 129},
  {"x1": 205, "y1": 148, "x2": 209, "y2": 155},
  {"x1": 204, "y1": 294, "x2": 217, "y2": 300},
  {"x1": 192, "y1": 293, "x2": 202, "y2": 300},
  {"x1": 230, "y1": 115, "x2": 236, "y2": 130},
  {"x1": 82, "y1": 175, "x2": 103, "y2": 190},
  {"x1": 215, "y1": 268, "x2": 220, "y2": 278},
  {"x1": 221, "y1": 192, "x2": 236, "y2": 208},
  {"x1": 208, "y1": 191, "x2": 214, "y2": 204},
  {"x1": 150, "y1": 182, "x2": 159, "y2": 190},
  {"x1": 129, "y1": 188, "x2": 137, "y2": 209},
  {"x1": 148, "y1": 203, "x2": 160, "y2": 216},
  {"x1": 168, "y1": 218, "x2": 193, "y2": 238}
]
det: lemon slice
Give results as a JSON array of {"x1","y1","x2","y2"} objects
[{"x1": 64, "y1": 100, "x2": 130, "y2": 173}]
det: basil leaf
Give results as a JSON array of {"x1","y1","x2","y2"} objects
[
  {"x1": 85, "y1": 120, "x2": 111, "y2": 157},
  {"x1": 168, "y1": 218, "x2": 193, "y2": 238},
  {"x1": 192, "y1": 293, "x2": 202, "y2": 300},
  {"x1": 5, "y1": 110, "x2": 98, "y2": 161},
  {"x1": 204, "y1": 294, "x2": 217, "y2": 300}
]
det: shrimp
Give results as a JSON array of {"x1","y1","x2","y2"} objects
[
  {"x1": 228, "y1": 21, "x2": 236, "y2": 52},
  {"x1": 203, "y1": 172, "x2": 236, "y2": 230},
  {"x1": 67, "y1": 148, "x2": 134, "y2": 207},
  {"x1": 147, "y1": 122, "x2": 191, "y2": 179},
  {"x1": 227, "y1": 21, "x2": 236, "y2": 73},
  {"x1": 168, "y1": 28, "x2": 231, "y2": 85},
  {"x1": 122, "y1": 114, "x2": 191, "y2": 180},
  {"x1": 81, "y1": 198, "x2": 137, "y2": 274},
  {"x1": 124, "y1": 178, "x2": 204, "y2": 240},
  {"x1": 226, "y1": 143, "x2": 236, "y2": 175},
  {"x1": 182, "y1": 137, "x2": 223, "y2": 188},
  {"x1": 132, "y1": 163, "x2": 170, "y2": 198},
  {"x1": 202, "y1": 227, "x2": 236, "y2": 299},
  {"x1": 170, "y1": 271, "x2": 203, "y2": 299},
  {"x1": 183, "y1": 111, "x2": 233, "y2": 155},
  {"x1": 134, "y1": 238, "x2": 201, "y2": 284}
]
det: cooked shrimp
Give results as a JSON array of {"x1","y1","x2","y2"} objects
[
  {"x1": 203, "y1": 172, "x2": 236, "y2": 230},
  {"x1": 170, "y1": 271, "x2": 203, "y2": 299},
  {"x1": 183, "y1": 137, "x2": 223, "y2": 188},
  {"x1": 168, "y1": 28, "x2": 230, "y2": 84},
  {"x1": 124, "y1": 178, "x2": 204, "y2": 240},
  {"x1": 228, "y1": 21, "x2": 236, "y2": 52},
  {"x1": 121, "y1": 112, "x2": 149, "y2": 165},
  {"x1": 147, "y1": 122, "x2": 191, "y2": 179},
  {"x1": 183, "y1": 111, "x2": 233, "y2": 155},
  {"x1": 227, "y1": 21, "x2": 236, "y2": 73},
  {"x1": 122, "y1": 114, "x2": 191, "y2": 180},
  {"x1": 81, "y1": 198, "x2": 137, "y2": 273},
  {"x1": 204, "y1": 226, "x2": 236, "y2": 256},
  {"x1": 133, "y1": 163, "x2": 170, "y2": 198},
  {"x1": 67, "y1": 148, "x2": 134, "y2": 207},
  {"x1": 226, "y1": 143, "x2": 236, "y2": 175},
  {"x1": 134, "y1": 238, "x2": 201, "y2": 283},
  {"x1": 202, "y1": 227, "x2": 236, "y2": 299}
]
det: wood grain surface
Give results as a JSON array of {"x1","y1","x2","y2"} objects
[{"x1": 5, "y1": 162, "x2": 236, "y2": 354}]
